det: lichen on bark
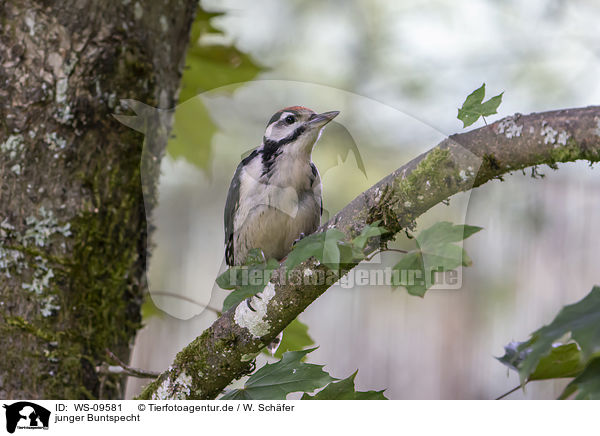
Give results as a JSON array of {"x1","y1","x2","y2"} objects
[{"x1": 0, "y1": 0, "x2": 197, "y2": 399}]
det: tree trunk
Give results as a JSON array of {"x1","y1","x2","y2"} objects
[{"x1": 0, "y1": 0, "x2": 196, "y2": 399}]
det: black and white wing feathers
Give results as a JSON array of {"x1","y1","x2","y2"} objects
[{"x1": 224, "y1": 150, "x2": 258, "y2": 265}]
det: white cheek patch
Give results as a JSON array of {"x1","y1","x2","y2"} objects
[{"x1": 264, "y1": 122, "x2": 275, "y2": 139}]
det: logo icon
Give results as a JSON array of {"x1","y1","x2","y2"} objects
[{"x1": 3, "y1": 402, "x2": 50, "y2": 434}]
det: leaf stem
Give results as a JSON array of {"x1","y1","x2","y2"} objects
[
  {"x1": 148, "y1": 291, "x2": 221, "y2": 315},
  {"x1": 364, "y1": 247, "x2": 408, "y2": 262},
  {"x1": 101, "y1": 349, "x2": 161, "y2": 379},
  {"x1": 495, "y1": 383, "x2": 524, "y2": 400}
]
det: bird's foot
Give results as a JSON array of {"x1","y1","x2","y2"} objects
[
  {"x1": 266, "y1": 331, "x2": 284, "y2": 356},
  {"x1": 293, "y1": 232, "x2": 307, "y2": 246}
]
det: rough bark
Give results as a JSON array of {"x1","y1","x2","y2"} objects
[
  {"x1": 0, "y1": 0, "x2": 197, "y2": 399},
  {"x1": 137, "y1": 106, "x2": 600, "y2": 400}
]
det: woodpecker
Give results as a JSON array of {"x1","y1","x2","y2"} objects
[{"x1": 224, "y1": 106, "x2": 339, "y2": 267}]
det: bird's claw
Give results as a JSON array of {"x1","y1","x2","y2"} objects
[{"x1": 293, "y1": 232, "x2": 307, "y2": 246}]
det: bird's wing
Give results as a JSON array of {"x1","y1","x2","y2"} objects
[
  {"x1": 310, "y1": 162, "x2": 323, "y2": 216},
  {"x1": 224, "y1": 163, "x2": 242, "y2": 265},
  {"x1": 224, "y1": 149, "x2": 258, "y2": 265}
]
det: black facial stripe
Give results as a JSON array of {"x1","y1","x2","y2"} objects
[
  {"x1": 278, "y1": 125, "x2": 306, "y2": 146},
  {"x1": 260, "y1": 147, "x2": 282, "y2": 177},
  {"x1": 260, "y1": 125, "x2": 306, "y2": 177},
  {"x1": 262, "y1": 138, "x2": 281, "y2": 163},
  {"x1": 262, "y1": 124, "x2": 306, "y2": 154},
  {"x1": 241, "y1": 149, "x2": 259, "y2": 167}
]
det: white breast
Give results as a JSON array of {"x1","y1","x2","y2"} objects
[{"x1": 233, "y1": 154, "x2": 321, "y2": 263}]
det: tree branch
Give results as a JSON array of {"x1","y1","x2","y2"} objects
[
  {"x1": 102, "y1": 349, "x2": 160, "y2": 379},
  {"x1": 137, "y1": 106, "x2": 600, "y2": 400}
]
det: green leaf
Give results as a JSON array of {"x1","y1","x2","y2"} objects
[
  {"x1": 559, "y1": 357, "x2": 600, "y2": 400},
  {"x1": 285, "y1": 229, "x2": 349, "y2": 272},
  {"x1": 243, "y1": 248, "x2": 267, "y2": 265},
  {"x1": 167, "y1": 98, "x2": 216, "y2": 171},
  {"x1": 498, "y1": 342, "x2": 584, "y2": 381},
  {"x1": 217, "y1": 250, "x2": 279, "y2": 312},
  {"x1": 301, "y1": 371, "x2": 387, "y2": 400},
  {"x1": 530, "y1": 344, "x2": 585, "y2": 380},
  {"x1": 181, "y1": 45, "x2": 262, "y2": 101},
  {"x1": 417, "y1": 222, "x2": 483, "y2": 248},
  {"x1": 391, "y1": 222, "x2": 482, "y2": 297},
  {"x1": 189, "y1": 9, "x2": 225, "y2": 38},
  {"x1": 141, "y1": 294, "x2": 164, "y2": 320},
  {"x1": 520, "y1": 286, "x2": 600, "y2": 381},
  {"x1": 284, "y1": 232, "x2": 326, "y2": 272},
  {"x1": 222, "y1": 287, "x2": 260, "y2": 313},
  {"x1": 422, "y1": 244, "x2": 465, "y2": 271},
  {"x1": 215, "y1": 267, "x2": 242, "y2": 290},
  {"x1": 220, "y1": 348, "x2": 335, "y2": 400},
  {"x1": 283, "y1": 226, "x2": 381, "y2": 273},
  {"x1": 352, "y1": 221, "x2": 389, "y2": 250},
  {"x1": 179, "y1": 10, "x2": 263, "y2": 102},
  {"x1": 500, "y1": 286, "x2": 600, "y2": 383},
  {"x1": 221, "y1": 259, "x2": 279, "y2": 312},
  {"x1": 457, "y1": 83, "x2": 503, "y2": 127},
  {"x1": 323, "y1": 236, "x2": 341, "y2": 268},
  {"x1": 391, "y1": 251, "x2": 426, "y2": 297},
  {"x1": 263, "y1": 319, "x2": 315, "y2": 359},
  {"x1": 167, "y1": 6, "x2": 263, "y2": 170}
]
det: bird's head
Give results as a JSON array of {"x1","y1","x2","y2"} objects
[{"x1": 262, "y1": 106, "x2": 339, "y2": 156}]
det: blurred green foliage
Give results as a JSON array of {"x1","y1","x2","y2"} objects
[
  {"x1": 499, "y1": 286, "x2": 600, "y2": 399},
  {"x1": 167, "y1": 6, "x2": 263, "y2": 171},
  {"x1": 141, "y1": 294, "x2": 165, "y2": 320},
  {"x1": 268, "y1": 318, "x2": 314, "y2": 359}
]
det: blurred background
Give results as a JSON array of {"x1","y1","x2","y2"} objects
[{"x1": 127, "y1": 0, "x2": 600, "y2": 399}]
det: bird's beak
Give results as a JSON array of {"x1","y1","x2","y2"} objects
[{"x1": 308, "y1": 110, "x2": 340, "y2": 127}]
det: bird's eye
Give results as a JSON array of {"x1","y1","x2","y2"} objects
[{"x1": 284, "y1": 115, "x2": 296, "y2": 125}]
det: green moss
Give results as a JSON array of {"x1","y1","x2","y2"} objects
[
  {"x1": 137, "y1": 325, "x2": 256, "y2": 399},
  {"x1": 137, "y1": 372, "x2": 169, "y2": 400},
  {"x1": 0, "y1": 12, "x2": 171, "y2": 399},
  {"x1": 401, "y1": 148, "x2": 459, "y2": 217},
  {"x1": 531, "y1": 138, "x2": 600, "y2": 175},
  {"x1": 38, "y1": 38, "x2": 161, "y2": 399},
  {"x1": 137, "y1": 329, "x2": 213, "y2": 399},
  {"x1": 5, "y1": 316, "x2": 56, "y2": 343},
  {"x1": 0, "y1": 126, "x2": 149, "y2": 399},
  {"x1": 472, "y1": 152, "x2": 505, "y2": 185},
  {"x1": 368, "y1": 185, "x2": 405, "y2": 235},
  {"x1": 482, "y1": 153, "x2": 501, "y2": 171},
  {"x1": 49, "y1": 142, "x2": 146, "y2": 398},
  {"x1": 548, "y1": 138, "x2": 591, "y2": 163}
]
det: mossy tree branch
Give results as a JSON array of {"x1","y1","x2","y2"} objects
[{"x1": 137, "y1": 106, "x2": 600, "y2": 400}]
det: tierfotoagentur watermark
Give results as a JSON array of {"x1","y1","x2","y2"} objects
[{"x1": 223, "y1": 264, "x2": 462, "y2": 290}]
